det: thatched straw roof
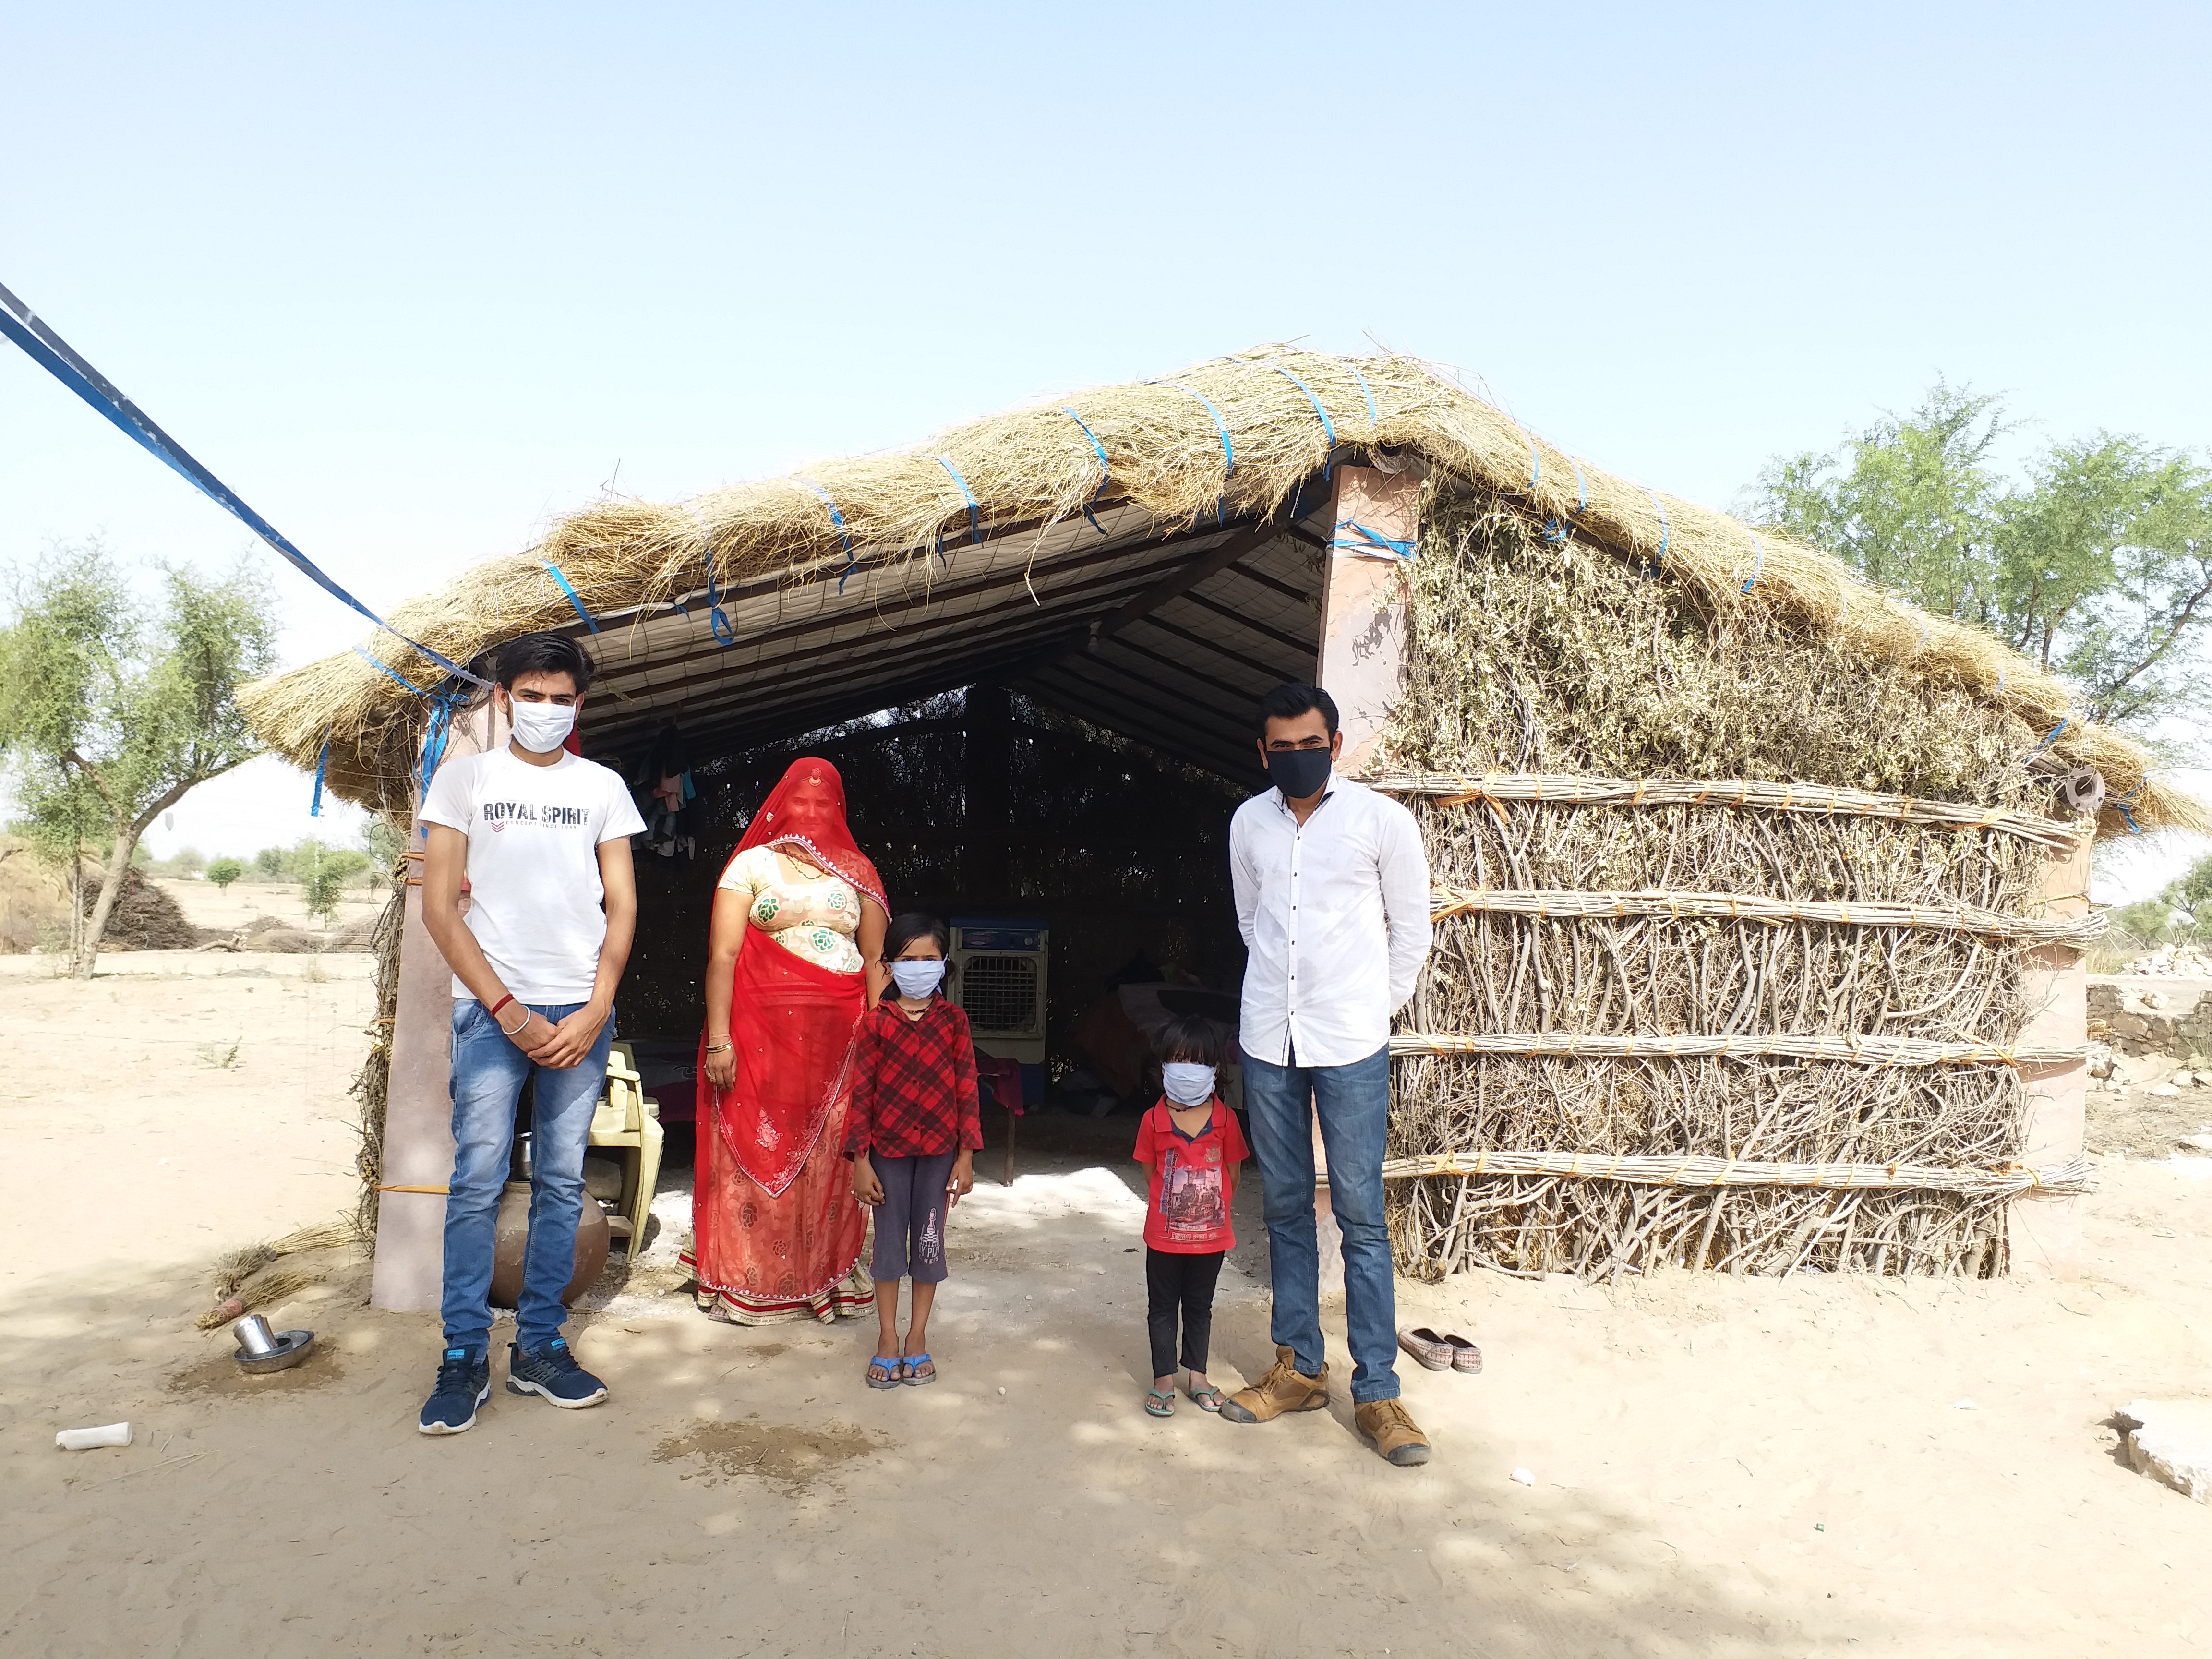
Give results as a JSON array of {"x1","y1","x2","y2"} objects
[{"x1": 239, "y1": 347, "x2": 2200, "y2": 837}]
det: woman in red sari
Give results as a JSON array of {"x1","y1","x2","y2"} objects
[{"x1": 684, "y1": 759, "x2": 889, "y2": 1323}]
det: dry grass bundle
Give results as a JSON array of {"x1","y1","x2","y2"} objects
[
  {"x1": 195, "y1": 1218, "x2": 358, "y2": 1327},
  {"x1": 237, "y1": 347, "x2": 2197, "y2": 835}
]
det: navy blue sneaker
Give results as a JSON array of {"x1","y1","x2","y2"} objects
[
  {"x1": 418, "y1": 1347, "x2": 490, "y2": 1435},
  {"x1": 506, "y1": 1338, "x2": 608, "y2": 1409}
]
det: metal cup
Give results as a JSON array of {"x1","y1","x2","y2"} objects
[{"x1": 232, "y1": 1314, "x2": 279, "y2": 1357}]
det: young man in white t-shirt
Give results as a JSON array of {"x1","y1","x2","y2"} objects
[{"x1": 412, "y1": 632, "x2": 645, "y2": 1435}]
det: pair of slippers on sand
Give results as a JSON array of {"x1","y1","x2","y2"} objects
[
  {"x1": 866, "y1": 1353, "x2": 935, "y2": 1388},
  {"x1": 1398, "y1": 1326, "x2": 1483, "y2": 1374}
]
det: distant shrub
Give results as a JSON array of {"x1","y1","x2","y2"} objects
[{"x1": 206, "y1": 857, "x2": 244, "y2": 890}]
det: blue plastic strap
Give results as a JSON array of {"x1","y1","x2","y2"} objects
[
  {"x1": 1332, "y1": 519, "x2": 1417, "y2": 560},
  {"x1": 311, "y1": 736, "x2": 328, "y2": 817},
  {"x1": 1061, "y1": 407, "x2": 1112, "y2": 534},
  {"x1": 1163, "y1": 384, "x2": 1235, "y2": 475},
  {"x1": 0, "y1": 280, "x2": 490, "y2": 689},
  {"x1": 1524, "y1": 431, "x2": 1540, "y2": 492},
  {"x1": 2032, "y1": 717, "x2": 2068, "y2": 756},
  {"x1": 2110, "y1": 781, "x2": 2145, "y2": 835},
  {"x1": 1263, "y1": 362, "x2": 1335, "y2": 477},
  {"x1": 928, "y1": 454, "x2": 983, "y2": 553},
  {"x1": 419, "y1": 690, "x2": 467, "y2": 797},
  {"x1": 353, "y1": 646, "x2": 427, "y2": 697},
  {"x1": 1645, "y1": 489, "x2": 1669, "y2": 571},
  {"x1": 1741, "y1": 535, "x2": 1764, "y2": 593},
  {"x1": 794, "y1": 478, "x2": 856, "y2": 592},
  {"x1": 1161, "y1": 384, "x2": 1233, "y2": 524},
  {"x1": 1542, "y1": 457, "x2": 1591, "y2": 545},
  {"x1": 1346, "y1": 363, "x2": 1377, "y2": 428},
  {"x1": 542, "y1": 562, "x2": 598, "y2": 633}
]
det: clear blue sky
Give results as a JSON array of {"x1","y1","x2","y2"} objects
[{"x1": 3, "y1": 2, "x2": 2207, "y2": 882}]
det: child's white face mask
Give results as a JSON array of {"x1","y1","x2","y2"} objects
[
  {"x1": 1162, "y1": 1062, "x2": 1216, "y2": 1106},
  {"x1": 890, "y1": 959, "x2": 946, "y2": 999}
]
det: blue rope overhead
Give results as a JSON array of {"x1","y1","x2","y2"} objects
[
  {"x1": 794, "y1": 478, "x2": 856, "y2": 591},
  {"x1": 1741, "y1": 534, "x2": 1764, "y2": 593},
  {"x1": 311, "y1": 737, "x2": 329, "y2": 818},
  {"x1": 352, "y1": 646, "x2": 427, "y2": 697},
  {"x1": 927, "y1": 453, "x2": 982, "y2": 563},
  {"x1": 0, "y1": 278, "x2": 491, "y2": 690},
  {"x1": 1060, "y1": 407, "x2": 1112, "y2": 535},
  {"x1": 542, "y1": 562, "x2": 599, "y2": 633}
]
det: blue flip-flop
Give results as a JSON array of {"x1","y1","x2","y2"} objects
[
  {"x1": 866, "y1": 1354, "x2": 902, "y2": 1390},
  {"x1": 902, "y1": 1352, "x2": 937, "y2": 1386}
]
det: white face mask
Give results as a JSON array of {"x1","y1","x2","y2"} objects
[
  {"x1": 1162, "y1": 1062, "x2": 1216, "y2": 1107},
  {"x1": 507, "y1": 699, "x2": 577, "y2": 754},
  {"x1": 890, "y1": 959, "x2": 946, "y2": 999}
]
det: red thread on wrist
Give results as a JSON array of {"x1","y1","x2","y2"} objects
[{"x1": 487, "y1": 994, "x2": 516, "y2": 1019}]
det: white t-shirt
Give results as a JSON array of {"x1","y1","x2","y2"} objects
[{"x1": 417, "y1": 747, "x2": 646, "y2": 1005}]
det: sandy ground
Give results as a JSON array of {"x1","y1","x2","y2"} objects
[
  {"x1": 151, "y1": 875, "x2": 385, "y2": 938},
  {"x1": 2, "y1": 971, "x2": 2210, "y2": 1658}
]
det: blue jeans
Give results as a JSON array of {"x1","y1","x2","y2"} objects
[
  {"x1": 1241, "y1": 1044, "x2": 1399, "y2": 1403},
  {"x1": 442, "y1": 999, "x2": 614, "y2": 1355}
]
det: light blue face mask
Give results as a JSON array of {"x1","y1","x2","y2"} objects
[
  {"x1": 890, "y1": 958, "x2": 946, "y2": 999},
  {"x1": 1161, "y1": 1062, "x2": 1216, "y2": 1107}
]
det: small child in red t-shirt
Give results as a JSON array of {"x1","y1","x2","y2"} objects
[{"x1": 1132, "y1": 1015, "x2": 1250, "y2": 1417}]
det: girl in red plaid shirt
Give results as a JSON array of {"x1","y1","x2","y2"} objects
[{"x1": 845, "y1": 913, "x2": 981, "y2": 1387}]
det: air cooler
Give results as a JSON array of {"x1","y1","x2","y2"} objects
[{"x1": 950, "y1": 916, "x2": 1049, "y2": 1080}]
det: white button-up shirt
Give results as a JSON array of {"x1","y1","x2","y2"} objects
[{"x1": 1230, "y1": 771, "x2": 1433, "y2": 1069}]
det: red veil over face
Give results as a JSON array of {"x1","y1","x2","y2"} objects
[
  {"x1": 697, "y1": 756, "x2": 888, "y2": 1207},
  {"x1": 730, "y1": 758, "x2": 887, "y2": 914}
]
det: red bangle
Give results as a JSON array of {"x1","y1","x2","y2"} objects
[{"x1": 487, "y1": 994, "x2": 516, "y2": 1019}]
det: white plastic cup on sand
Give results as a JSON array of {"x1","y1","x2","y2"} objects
[
  {"x1": 1509, "y1": 1467, "x2": 1535, "y2": 1486},
  {"x1": 56, "y1": 1422, "x2": 132, "y2": 1451}
]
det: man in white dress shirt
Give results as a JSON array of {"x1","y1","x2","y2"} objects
[{"x1": 1220, "y1": 683, "x2": 1435, "y2": 1466}]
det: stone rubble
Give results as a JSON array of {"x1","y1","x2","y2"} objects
[{"x1": 2116, "y1": 1400, "x2": 2212, "y2": 1504}]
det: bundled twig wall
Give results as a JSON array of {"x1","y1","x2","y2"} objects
[
  {"x1": 349, "y1": 864, "x2": 406, "y2": 1238},
  {"x1": 1378, "y1": 492, "x2": 2082, "y2": 1281}
]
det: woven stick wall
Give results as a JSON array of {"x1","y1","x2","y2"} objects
[{"x1": 1376, "y1": 489, "x2": 2091, "y2": 1281}]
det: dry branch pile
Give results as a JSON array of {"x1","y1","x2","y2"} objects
[{"x1": 1378, "y1": 493, "x2": 2088, "y2": 1282}]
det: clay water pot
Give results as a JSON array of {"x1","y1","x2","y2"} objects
[{"x1": 488, "y1": 1180, "x2": 610, "y2": 1308}]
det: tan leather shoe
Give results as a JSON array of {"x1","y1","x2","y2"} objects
[
  {"x1": 1218, "y1": 1345, "x2": 1329, "y2": 1423},
  {"x1": 1355, "y1": 1398, "x2": 1432, "y2": 1467}
]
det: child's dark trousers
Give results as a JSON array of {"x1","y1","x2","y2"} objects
[{"x1": 1145, "y1": 1247, "x2": 1225, "y2": 1377}]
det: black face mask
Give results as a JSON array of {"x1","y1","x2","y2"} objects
[{"x1": 1265, "y1": 747, "x2": 1333, "y2": 800}]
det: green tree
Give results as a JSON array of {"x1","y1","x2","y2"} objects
[
  {"x1": 252, "y1": 846, "x2": 288, "y2": 879},
  {"x1": 0, "y1": 546, "x2": 277, "y2": 977},
  {"x1": 361, "y1": 816, "x2": 407, "y2": 873},
  {"x1": 2163, "y1": 852, "x2": 2212, "y2": 941},
  {"x1": 298, "y1": 841, "x2": 372, "y2": 925},
  {"x1": 1749, "y1": 385, "x2": 2212, "y2": 746},
  {"x1": 206, "y1": 856, "x2": 244, "y2": 890},
  {"x1": 2111, "y1": 898, "x2": 2174, "y2": 945}
]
